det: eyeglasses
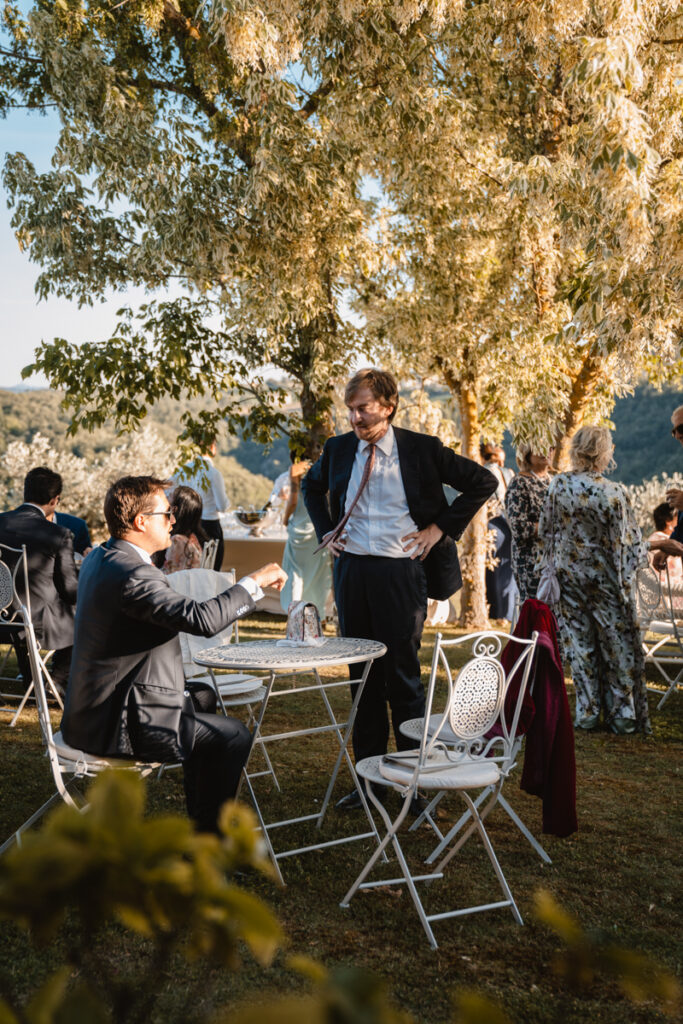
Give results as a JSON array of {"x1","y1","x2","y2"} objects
[
  {"x1": 144, "y1": 509, "x2": 174, "y2": 520},
  {"x1": 671, "y1": 425, "x2": 683, "y2": 438}
]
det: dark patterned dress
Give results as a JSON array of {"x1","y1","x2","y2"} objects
[
  {"x1": 505, "y1": 473, "x2": 550, "y2": 602},
  {"x1": 538, "y1": 471, "x2": 650, "y2": 733}
]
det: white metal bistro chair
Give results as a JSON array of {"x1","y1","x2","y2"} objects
[
  {"x1": 0, "y1": 541, "x2": 63, "y2": 726},
  {"x1": 637, "y1": 565, "x2": 683, "y2": 710},
  {"x1": 340, "y1": 629, "x2": 538, "y2": 949},
  {"x1": 199, "y1": 538, "x2": 219, "y2": 569},
  {"x1": 0, "y1": 602, "x2": 159, "y2": 855},
  {"x1": 399, "y1": 642, "x2": 551, "y2": 868},
  {"x1": 166, "y1": 568, "x2": 279, "y2": 788}
]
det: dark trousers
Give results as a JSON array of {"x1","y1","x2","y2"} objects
[
  {"x1": 334, "y1": 553, "x2": 428, "y2": 763},
  {"x1": 7, "y1": 626, "x2": 71, "y2": 700},
  {"x1": 201, "y1": 519, "x2": 224, "y2": 572},
  {"x1": 182, "y1": 684, "x2": 251, "y2": 834}
]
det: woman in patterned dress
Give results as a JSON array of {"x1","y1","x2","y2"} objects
[
  {"x1": 538, "y1": 426, "x2": 650, "y2": 734},
  {"x1": 505, "y1": 445, "x2": 553, "y2": 602},
  {"x1": 162, "y1": 486, "x2": 208, "y2": 574}
]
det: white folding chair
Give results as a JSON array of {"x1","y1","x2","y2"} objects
[
  {"x1": 0, "y1": 541, "x2": 63, "y2": 726},
  {"x1": 199, "y1": 538, "x2": 218, "y2": 569},
  {"x1": 166, "y1": 568, "x2": 278, "y2": 788},
  {"x1": 340, "y1": 629, "x2": 538, "y2": 949},
  {"x1": 400, "y1": 647, "x2": 552, "y2": 868},
  {"x1": 637, "y1": 565, "x2": 683, "y2": 710},
  {"x1": 0, "y1": 601, "x2": 159, "y2": 855}
]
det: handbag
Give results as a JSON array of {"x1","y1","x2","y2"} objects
[{"x1": 536, "y1": 490, "x2": 560, "y2": 605}]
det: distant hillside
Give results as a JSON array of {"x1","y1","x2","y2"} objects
[{"x1": 0, "y1": 382, "x2": 680, "y2": 506}]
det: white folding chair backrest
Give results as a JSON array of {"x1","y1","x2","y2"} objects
[
  {"x1": 635, "y1": 565, "x2": 663, "y2": 630},
  {"x1": 199, "y1": 539, "x2": 218, "y2": 569},
  {"x1": 663, "y1": 566, "x2": 683, "y2": 625},
  {"x1": 166, "y1": 568, "x2": 236, "y2": 679},
  {"x1": 0, "y1": 542, "x2": 30, "y2": 623},
  {"x1": 422, "y1": 630, "x2": 538, "y2": 770},
  {"x1": 17, "y1": 602, "x2": 69, "y2": 784}
]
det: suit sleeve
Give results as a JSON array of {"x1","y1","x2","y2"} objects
[
  {"x1": 301, "y1": 443, "x2": 334, "y2": 542},
  {"x1": 432, "y1": 443, "x2": 498, "y2": 540},
  {"x1": 121, "y1": 565, "x2": 255, "y2": 635},
  {"x1": 54, "y1": 532, "x2": 79, "y2": 605}
]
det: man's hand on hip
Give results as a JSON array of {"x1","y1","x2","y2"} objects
[
  {"x1": 401, "y1": 523, "x2": 444, "y2": 561},
  {"x1": 320, "y1": 529, "x2": 347, "y2": 557},
  {"x1": 665, "y1": 487, "x2": 683, "y2": 512}
]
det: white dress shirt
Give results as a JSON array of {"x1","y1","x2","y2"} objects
[
  {"x1": 172, "y1": 456, "x2": 229, "y2": 521},
  {"x1": 342, "y1": 426, "x2": 419, "y2": 558}
]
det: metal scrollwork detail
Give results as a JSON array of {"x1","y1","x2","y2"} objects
[
  {"x1": 471, "y1": 634, "x2": 503, "y2": 660},
  {"x1": 0, "y1": 564, "x2": 14, "y2": 615},
  {"x1": 449, "y1": 657, "x2": 504, "y2": 739}
]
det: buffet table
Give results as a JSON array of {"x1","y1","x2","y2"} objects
[{"x1": 220, "y1": 522, "x2": 288, "y2": 614}]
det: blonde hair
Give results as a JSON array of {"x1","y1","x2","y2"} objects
[{"x1": 569, "y1": 425, "x2": 615, "y2": 474}]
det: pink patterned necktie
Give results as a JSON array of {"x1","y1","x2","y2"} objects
[{"x1": 315, "y1": 443, "x2": 376, "y2": 553}]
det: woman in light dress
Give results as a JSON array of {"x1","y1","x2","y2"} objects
[
  {"x1": 163, "y1": 486, "x2": 207, "y2": 575},
  {"x1": 505, "y1": 444, "x2": 553, "y2": 602},
  {"x1": 539, "y1": 426, "x2": 650, "y2": 734},
  {"x1": 279, "y1": 458, "x2": 332, "y2": 616}
]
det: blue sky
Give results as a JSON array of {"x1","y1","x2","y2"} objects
[{"x1": 1, "y1": 107, "x2": 149, "y2": 388}]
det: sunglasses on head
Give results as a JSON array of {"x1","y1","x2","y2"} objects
[{"x1": 672, "y1": 424, "x2": 683, "y2": 438}]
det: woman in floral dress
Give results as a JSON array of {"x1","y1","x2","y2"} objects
[
  {"x1": 163, "y1": 486, "x2": 207, "y2": 574},
  {"x1": 505, "y1": 445, "x2": 553, "y2": 602},
  {"x1": 538, "y1": 426, "x2": 650, "y2": 734}
]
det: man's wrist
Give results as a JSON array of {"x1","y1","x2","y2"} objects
[{"x1": 237, "y1": 576, "x2": 264, "y2": 602}]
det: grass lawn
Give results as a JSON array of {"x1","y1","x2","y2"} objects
[{"x1": 0, "y1": 615, "x2": 681, "y2": 1023}]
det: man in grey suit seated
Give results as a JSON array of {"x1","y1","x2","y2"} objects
[{"x1": 61, "y1": 475, "x2": 286, "y2": 834}]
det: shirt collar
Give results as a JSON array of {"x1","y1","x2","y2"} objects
[
  {"x1": 122, "y1": 540, "x2": 153, "y2": 565},
  {"x1": 359, "y1": 425, "x2": 395, "y2": 457}
]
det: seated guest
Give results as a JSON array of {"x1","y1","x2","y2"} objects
[
  {"x1": 0, "y1": 466, "x2": 78, "y2": 695},
  {"x1": 648, "y1": 502, "x2": 683, "y2": 582},
  {"x1": 61, "y1": 475, "x2": 286, "y2": 834},
  {"x1": 163, "y1": 486, "x2": 207, "y2": 575},
  {"x1": 54, "y1": 509, "x2": 92, "y2": 556}
]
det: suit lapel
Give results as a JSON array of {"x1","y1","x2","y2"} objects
[
  {"x1": 334, "y1": 433, "x2": 359, "y2": 511},
  {"x1": 394, "y1": 427, "x2": 421, "y2": 515}
]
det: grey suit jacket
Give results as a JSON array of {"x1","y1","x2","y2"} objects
[
  {"x1": 61, "y1": 539, "x2": 254, "y2": 760},
  {"x1": 302, "y1": 427, "x2": 497, "y2": 597},
  {"x1": 0, "y1": 504, "x2": 78, "y2": 649}
]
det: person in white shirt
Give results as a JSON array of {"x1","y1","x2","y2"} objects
[{"x1": 173, "y1": 440, "x2": 229, "y2": 570}]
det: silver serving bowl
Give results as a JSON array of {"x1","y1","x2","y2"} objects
[{"x1": 234, "y1": 507, "x2": 278, "y2": 532}]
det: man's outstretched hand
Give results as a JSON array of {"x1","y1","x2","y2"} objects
[{"x1": 251, "y1": 563, "x2": 288, "y2": 591}]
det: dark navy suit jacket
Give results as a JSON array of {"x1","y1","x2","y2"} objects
[
  {"x1": 301, "y1": 426, "x2": 497, "y2": 596},
  {"x1": 61, "y1": 539, "x2": 254, "y2": 760},
  {"x1": 55, "y1": 511, "x2": 92, "y2": 555}
]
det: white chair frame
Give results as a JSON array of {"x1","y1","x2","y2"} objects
[
  {"x1": 636, "y1": 565, "x2": 682, "y2": 710},
  {"x1": 199, "y1": 538, "x2": 219, "y2": 569},
  {"x1": 0, "y1": 603, "x2": 159, "y2": 855},
  {"x1": 637, "y1": 565, "x2": 683, "y2": 710},
  {"x1": 340, "y1": 629, "x2": 538, "y2": 949},
  {"x1": 0, "y1": 542, "x2": 63, "y2": 726}
]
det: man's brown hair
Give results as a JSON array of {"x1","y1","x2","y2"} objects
[
  {"x1": 104, "y1": 476, "x2": 171, "y2": 539},
  {"x1": 344, "y1": 368, "x2": 399, "y2": 422}
]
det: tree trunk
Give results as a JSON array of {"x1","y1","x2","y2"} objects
[
  {"x1": 455, "y1": 381, "x2": 490, "y2": 629},
  {"x1": 553, "y1": 349, "x2": 604, "y2": 470}
]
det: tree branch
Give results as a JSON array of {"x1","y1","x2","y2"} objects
[{"x1": 0, "y1": 45, "x2": 43, "y2": 64}]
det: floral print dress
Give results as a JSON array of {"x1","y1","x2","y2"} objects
[
  {"x1": 538, "y1": 471, "x2": 650, "y2": 733},
  {"x1": 162, "y1": 532, "x2": 202, "y2": 574},
  {"x1": 505, "y1": 473, "x2": 550, "y2": 602}
]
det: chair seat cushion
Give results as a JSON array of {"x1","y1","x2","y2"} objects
[
  {"x1": 356, "y1": 751, "x2": 501, "y2": 791},
  {"x1": 52, "y1": 731, "x2": 155, "y2": 769},
  {"x1": 400, "y1": 715, "x2": 460, "y2": 745},
  {"x1": 648, "y1": 621, "x2": 680, "y2": 637}
]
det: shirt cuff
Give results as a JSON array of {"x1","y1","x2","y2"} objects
[{"x1": 238, "y1": 576, "x2": 264, "y2": 603}]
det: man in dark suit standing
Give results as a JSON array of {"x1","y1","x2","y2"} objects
[
  {"x1": 302, "y1": 368, "x2": 497, "y2": 809},
  {"x1": 54, "y1": 510, "x2": 92, "y2": 556},
  {"x1": 0, "y1": 466, "x2": 78, "y2": 695},
  {"x1": 61, "y1": 475, "x2": 286, "y2": 834}
]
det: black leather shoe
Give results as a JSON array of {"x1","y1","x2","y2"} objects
[
  {"x1": 408, "y1": 794, "x2": 430, "y2": 818},
  {"x1": 335, "y1": 788, "x2": 363, "y2": 810}
]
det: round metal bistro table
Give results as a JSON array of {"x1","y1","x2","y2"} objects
[{"x1": 194, "y1": 637, "x2": 387, "y2": 884}]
